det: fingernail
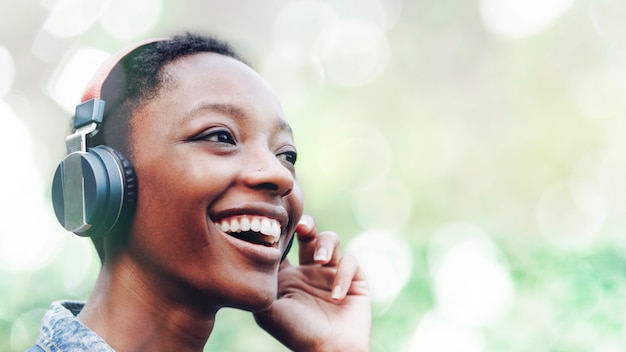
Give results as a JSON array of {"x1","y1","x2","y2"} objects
[
  {"x1": 314, "y1": 247, "x2": 328, "y2": 261},
  {"x1": 331, "y1": 285, "x2": 342, "y2": 300}
]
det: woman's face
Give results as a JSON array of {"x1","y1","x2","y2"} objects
[{"x1": 125, "y1": 52, "x2": 303, "y2": 312}]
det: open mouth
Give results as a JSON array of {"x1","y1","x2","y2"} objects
[{"x1": 214, "y1": 215, "x2": 281, "y2": 246}]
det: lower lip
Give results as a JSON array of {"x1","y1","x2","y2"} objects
[{"x1": 215, "y1": 227, "x2": 283, "y2": 265}]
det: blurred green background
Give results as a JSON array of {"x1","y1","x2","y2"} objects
[{"x1": 2, "y1": 0, "x2": 626, "y2": 351}]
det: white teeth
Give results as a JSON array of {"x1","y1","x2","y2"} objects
[
  {"x1": 240, "y1": 216, "x2": 251, "y2": 231},
  {"x1": 261, "y1": 218, "x2": 272, "y2": 236},
  {"x1": 215, "y1": 215, "x2": 282, "y2": 244},
  {"x1": 271, "y1": 221, "x2": 280, "y2": 237},
  {"x1": 250, "y1": 218, "x2": 261, "y2": 232},
  {"x1": 230, "y1": 218, "x2": 240, "y2": 232}
]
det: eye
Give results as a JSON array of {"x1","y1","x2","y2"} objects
[
  {"x1": 278, "y1": 151, "x2": 297, "y2": 165},
  {"x1": 192, "y1": 129, "x2": 235, "y2": 145}
]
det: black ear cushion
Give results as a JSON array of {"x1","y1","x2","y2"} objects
[
  {"x1": 86, "y1": 145, "x2": 137, "y2": 237},
  {"x1": 100, "y1": 146, "x2": 137, "y2": 213}
]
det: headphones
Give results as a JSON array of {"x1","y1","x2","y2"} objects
[
  {"x1": 51, "y1": 37, "x2": 294, "y2": 260},
  {"x1": 51, "y1": 39, "x2": 160, "y2": 238}
]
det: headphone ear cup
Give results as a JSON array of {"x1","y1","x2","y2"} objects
[
  {"x1": 95, "y1": 145, "x2": 137, "y2": 235},
  {"x1": 51, "y1": 145, "x2": 137, "y2": 237}
]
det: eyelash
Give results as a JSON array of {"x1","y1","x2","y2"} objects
[
  {"x1": 193, "y1": 129, "x2": 236, "y2": 144},
  {"x1": 192, "y1": 130, "x2": 297, "y2": 165},
  {"x1": 279, "y1": 151, "x2": 297, "y2": 165}
]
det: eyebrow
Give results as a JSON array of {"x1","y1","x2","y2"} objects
[{"x1": 184, "y1": 102, "x2": 293, "y2": 134}]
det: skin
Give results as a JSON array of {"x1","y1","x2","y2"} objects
[{"x1": 77, "y1": 52, "x2": 371, "y2": 351}]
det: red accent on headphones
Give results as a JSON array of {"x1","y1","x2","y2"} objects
[{"x1": 81, "y1": 38, "x2": 168, "y2": 103}]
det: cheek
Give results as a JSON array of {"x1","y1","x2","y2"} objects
[
  {"x1": 135, "y1": 153, "x2": 229, "y2": 202},
  {"x1": 131, "y1": 158, "x2": 215, "y2": 232},
  {"x1": 126, "y1": 162, "x2": 220, "y2": 269}
]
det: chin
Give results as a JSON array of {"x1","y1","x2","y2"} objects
[
  {"x1": 218, "y1": 275, "x2": 278, "y2": 312},
  {"x1": 225, "y1": 288, "x2": 276, "y2": 312},
  {"x1": 243, "y1": 295, "x2": 276, "y2": 313}
]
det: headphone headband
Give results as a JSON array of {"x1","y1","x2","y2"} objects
[
  {"x1": 81, "y1": 38, "x2": 168, "y2": 103},
  {"x1": 72, "y1": 38, "x2": 168, "y2": 136}
]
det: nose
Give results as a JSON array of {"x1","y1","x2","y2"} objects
[{"x1": 243, "y1": 148, "x2": 294, "y2": 197}]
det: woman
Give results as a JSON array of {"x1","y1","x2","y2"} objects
[{"x1": 30, "y1": 33, "x2": 371, "y2": 351}]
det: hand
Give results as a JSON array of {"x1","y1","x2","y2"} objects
[{"x1": 254, "y1": 214, "x2": 371, "y2": 352}]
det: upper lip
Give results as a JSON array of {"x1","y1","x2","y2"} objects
[{"x1": 210, "y1": 203, "x2": 290, "y2": 235}]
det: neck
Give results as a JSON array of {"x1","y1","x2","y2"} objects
[{"x1": 78, "y1": 254, "x2": 217, "y2": 352}]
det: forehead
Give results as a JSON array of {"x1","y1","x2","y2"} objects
[
  {"x1": 135, "y1": 52, "x2": 291, "y2": 134},
  {"x1": 173, "y1": 53, "x2": 282, "y2": 112}
]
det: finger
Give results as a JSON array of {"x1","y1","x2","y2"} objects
[
  {"x1": 314, "y1": 230, "x2": 341, "y2": 266},
  {"x1": 295, "y1": 214, "x2": 316, "y2": 243},
  {"x1": 330, "y1": 255, "x2": 362, "y2": 301},
  {"x1": 296, "y1": 215, "x2": 319, "y2": 265},
  {"x1": 295, "y1": 215, "x2": 342, "y2": 266}
]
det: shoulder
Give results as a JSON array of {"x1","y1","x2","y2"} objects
[{"x1": 33, "y1": 300, "x2": 114, "y2": 352}]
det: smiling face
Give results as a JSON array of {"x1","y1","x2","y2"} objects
[{"x1": 120, "y1": 52, "x2": 304, "y2": 312}]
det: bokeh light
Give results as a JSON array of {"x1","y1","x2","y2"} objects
[
  {"x1": 593, "y1": 339, "x2": 626, "y2": 352},
  {"x1": 567, "y1": 69, "x2": 626, "y2": 121},
  {"x1": 0, "y1": 101, "x2": 64, "y2": 273},
  {"x1": 536, "y1": 181, "x2": 606, "y2": 251},
  {"x1": 0, "y1": 100, "x2": 35, "y2": 208},
  {"x1": 320, "y1": 19, "x2": 389, "y2": 86},
  {"x1": 589, "y1": 0, "x2": 626, "y2": 48},
  {"x1": 409, "y1": 311, "x2": 485, "y2": 352},
  {"x1": 260, "y1": 53, "x2": 325, "y2": 112},
  {"x1": 0, "y1": 46, "x2": 14, "y2": 98},
  {"x1": 479, "y1": 0, "x2": 574, "y2": 38},
  {"x1": 42, "y1": 0, "x2": 108, "y2": 38},
  {"x1": 427, "y1": 222, "x2": 514, "y2": 327},
  {"x1": 606, "y1": 49, "x2": 626, "y2": 105},
  {"x1": 598, "y1": 148, "x2": 626, "y2": 214},
  {"x1": 0, "y1": 195, "x2": 64, "y2": 273},
  {"x1": 272, "y1": 0, "x2": 339, "y2": 64},
  {"x1": 60, "y1": 236, "x2": 100, "y2": 298},
  {"x1": 47, "y1": 47, "x2": 110, "y2": 113},
  {"x1": 326, "y1": 0, "x2": 399, "y2": 31},
  {"x1": 100, "y1": 0, "x2": 163, "y2": 40},
  {"x1": 346, "y1": 229, "x2": 412, "y2": 313},
  {"x1": 10, "y1": 308, "x2": 47, "y2": 351}
]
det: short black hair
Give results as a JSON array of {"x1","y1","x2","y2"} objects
[
  {"x1": 84, "y1": 33, "x2": 245, "y2": 261},
  {"x1": 111, "y1": 32, "x2": 244, "y2": 105}
]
